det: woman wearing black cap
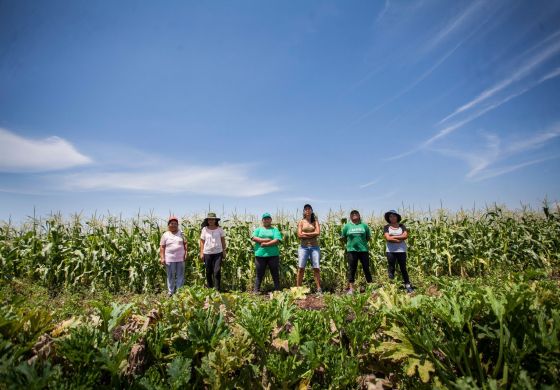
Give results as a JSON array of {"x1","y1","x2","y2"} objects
[{"x1": 383, "y1": 210, "x2": 413, "y2": 293}]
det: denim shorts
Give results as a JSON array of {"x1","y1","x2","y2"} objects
[{"x1": 298, "y1": 246, "x2": 320, "y2": 269}]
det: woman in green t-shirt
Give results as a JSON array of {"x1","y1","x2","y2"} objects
[
  {"x1": 251, "y1": 213, "x2": 283, "y2": 292},
  {"x1": 340, "y1": 210, "x2": 373, "y2": 294}
]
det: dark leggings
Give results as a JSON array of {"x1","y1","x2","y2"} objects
[
  {"x1": 254, "y1": 256, "x2": 280, "y2": 291},
  {"x1": 347, "y1": 251, "x2": 373, "y2": 283},
  {"x1": 386, "y1": 252, "x2": 410, "y2": 285},
  {"x1": 204, "y1": 252, "x2": 223, "y2": 291}
]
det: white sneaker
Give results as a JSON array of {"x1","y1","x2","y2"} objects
[{"x1": 347, "y1": 288, "x2": 354, "y2": 295}]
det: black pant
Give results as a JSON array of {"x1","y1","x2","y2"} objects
[
  {"x1": 204, "y1": 252, "x2": 223, "y2": 291},
  {"x1": 254, "y1": 256, "x2": 280, "y2": 291},
  {"x1": 347, "y1": 251, "x2": 373, "y2": 283},
  {"x1": 386, "y1": 252, "x2": 410, "y2": 285}
]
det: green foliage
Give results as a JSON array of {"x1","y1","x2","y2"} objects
[
  {"x1": 1, "y1": 206, "x2": 558, "y2": 294},
  {"x1": 0, "y1": 206, "x2": 559, "y2": 388}
]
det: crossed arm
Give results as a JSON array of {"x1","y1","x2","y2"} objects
[
  {"x1": 384, "y1": 230, "x2": 408, "y2": 243},
  {"x1": 298, "y1": 220, "x2": 321, "y2": 239},
  {"x1": 252, "y1": 236, "x2": 279, "y2": 247}
]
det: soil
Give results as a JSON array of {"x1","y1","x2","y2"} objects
[{"x1": 295, "y1": 294, "x2": 326, "y2": 310}]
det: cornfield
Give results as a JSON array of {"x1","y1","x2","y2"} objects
[
  {"x1": 1, "y1": 206, "x2": 559, "y2": 388},
  {"x1": 1, "y1": 206, "x2": 559, "y2": 293}
]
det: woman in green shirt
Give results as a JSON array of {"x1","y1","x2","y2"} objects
[
  {"x1": 340, "y1": 210, "x2": 373, "y2": 294},
  {"x1": 251, "y1": 213, "x2": 283, "y2": 292}
]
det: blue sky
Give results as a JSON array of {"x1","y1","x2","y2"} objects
[{"x1": 1, "y1": 0, "x2": 559, "y2": 221}]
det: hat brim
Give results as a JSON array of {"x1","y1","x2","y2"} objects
[
  {"x1": 204, "y1": 217, "x2": 221, "y2": 222},
  {"x1": 384, "y1": 212, "x2": 401, "y2": 223}
]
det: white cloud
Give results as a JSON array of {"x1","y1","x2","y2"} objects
[
  {"x1": 420, "y1": 1, "x2": 489, "y2": 55},
  {"x1": 470, "y1": 157, "x2": 558, "y2": 181},
  {"x1": 349, "y1": 7, "x2": 493, "y2": 128},
  {"x1": 439, "y1": 30, "x2": 560, "y2": 124},
  {"x1": 54, "y1": 164, "x2": 279, "y2": 197},
  {"x1": 359, "y1": 178, "x2": 381, "y2": 189},
  {"x1": 506, "y1": 123, "x2": 560, "y2": 154},
  {"x1": 0, "y1": 128, "x2": 92, "y2": 172},
  {"x1": 431, "y1": 123, "x2": 560, "y2": 181}
]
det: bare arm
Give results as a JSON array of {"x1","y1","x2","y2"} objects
[
  {"x1": 384, "y1": 232, "x2": 403, "y2": 243},
  {"x1": 199, "y1": 239, "x2": 205, "y2": 260},
  {"x1": 298, "y1": 220, "x2": 321, "y2": 238},
  {"x1": 159, "y1": 245, "x2": 165, "y2": 264},
  {"x1": 260, "y1": 239, "x2": 280, "y2": 247},
  {"x1": 221, "y1": 237, "x2": 227, "y2": 258},
  {"x1": 183, "y1": 241, "x2": 188, "y2": 261},
  {"x1": 252, "y1": 236, "x2": 271, "y2": 244},
  {"x1": 392, "y1": 230, "x2": 408, "y2": 240}
]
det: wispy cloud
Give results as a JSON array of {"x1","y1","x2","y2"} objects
[
  {"x1": 349, "y1": 4, "x2": 496, "y2": 128},
  {"x1": 373, "y1": 0, "x2": 390, "y2": 25},
  {"x1": 359, "y1": 178, "x2": 381, "y2": 189},
  {"x1": 431, "y1": 123, "x2": 560, "y2": 181},
  {"x1": 52, "y1": 164, "x2": 278, "y2": 197},
  {"x1": 424, "y1": 65, "x2": 560, "y2": 147},
  {"x1": 439, "y1": 30, "x2": 560, "y2": 125},
  {"x1": 0, "y1": 128, "x2": 92, "y2": 172},
  {"x1": 420, "y1": 1, "x2": 490, "y2": 55},
  {"x1": 471, "y1": 157, "x2": 559, "y2": 181}
]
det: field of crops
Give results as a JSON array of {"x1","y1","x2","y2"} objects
[
  {"x1": 1, "y1": 206, "x2": 559, "y2": 389},
  {"x1": 1, "y1": 206, "x2": 559, "y2": 293}
]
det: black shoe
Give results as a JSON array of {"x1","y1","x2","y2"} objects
[{"x1": 405, "y1": 284, "x2": 414, "y2": 294}]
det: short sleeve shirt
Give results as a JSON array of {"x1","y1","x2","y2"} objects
[
  {"x1": 160, "y1": 231, "x2": 186, "y2": 263},
  {"x1": 384, "y1": 224, "x2": 407, "y2": 253},
  {"x1": 252, "y1": 226, "x2": 283, "y2": 257},
  {"x1": 200, "y1": 227, "x2": 226, "y2": 254},
  {"x1": 340, "y1": 222, "x2": 371, "y2": 252}
]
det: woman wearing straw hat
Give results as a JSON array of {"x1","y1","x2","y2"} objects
[
  {"x1": 160, "y1": 216, "x2": 187, "y2": 296},
  {"x1": 251, "y1": 213, "x2": 283, "y2": 292},
  {"x1": 383, "y1": 210, "x2": 413, "y2": 293},
  {"x1": 199, "y1": 212, "x2": 227, "y2": 291}
]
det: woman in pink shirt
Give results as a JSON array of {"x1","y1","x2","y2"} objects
[{"x1": 160, "y1": 216, "x2": 187, "y2": 296}]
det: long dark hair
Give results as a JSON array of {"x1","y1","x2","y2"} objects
[
  {"x1": 201, "y1": 219, "x2": 220, "y2": 228},
  {"x1": 303, "y1": 204, "x2": 316, "y2": 224}
]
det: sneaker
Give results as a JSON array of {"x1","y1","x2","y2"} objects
[
  {"x1": 347, "y1": 288, "x2": 354, "y2": 295},
  {"x1": 405, "y1": 284, "x2": 414, "y2": 294},
  {"x1": 316, "y1": 288, "x2": 323, "y2": 295}
]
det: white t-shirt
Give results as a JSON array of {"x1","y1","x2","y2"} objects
[
  {"x1": 200, "y1": 227, "x2": 225, "y2": 254},
  {"x1": 160, "y1": 231, "x2": 186, "y2": 263}
]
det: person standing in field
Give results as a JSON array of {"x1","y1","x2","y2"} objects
[
  {"x1": 296, "y1": 204, "x2": 322, "y2": 293},
  {"x1": 340, "y1": 210, "x2": 373, "y2": 294},
  {"x1": 199, "y1": 212, "x2": 226, "y2": 291},
  {"x1": 160, "y1": 216, "x2": 187, "y2": 296},
  {"x1": 251, "y1": 213, "x2": 283, "y2": 293},
  {"x1": 383, "y1": 210, "x2": 414, "y2": 293}
]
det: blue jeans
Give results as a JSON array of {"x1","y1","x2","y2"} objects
[
  {"x1": 298, "y1": 246, "x2": 320, "y2": 269},
  {"x1": 165, "y1": 261, "x2": 185, "y2": 295}
]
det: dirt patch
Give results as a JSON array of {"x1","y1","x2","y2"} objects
[
  {"x1": 296, "y1": 294, "x2": 326, "y2": 310},
  {"x1": 426, "y1": 285, "x2": 442, "y2": 297},
  {"x1": 28, "y1": 334, "x2": 55, "y2": 364}
]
